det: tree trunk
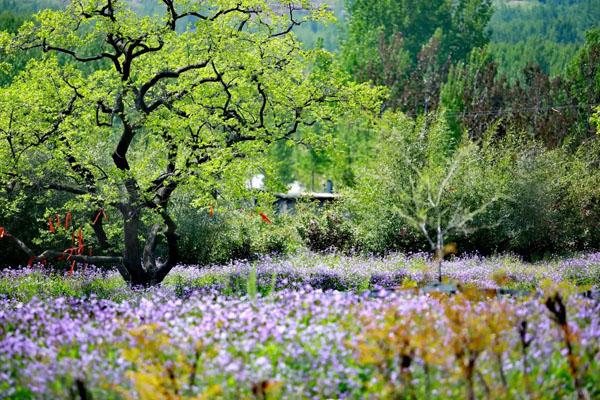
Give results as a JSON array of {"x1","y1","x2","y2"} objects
[
  {"x1": 90, "y1": 208, "x2": 109, "y2": 250},
  {"x1": 119, "y1": 206, "x2": 179, "y2": 287},
  {"x1": 121, "y1": 205, "x2": 145, "y2": 286},
  {"x1": 436, "y1": 228, "x2": 444, "y2": 284},
  {"x1": 154, "y1": 210, "x2": 179, "y2": 284}
]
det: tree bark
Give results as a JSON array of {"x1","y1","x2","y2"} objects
[
  {"x1": 118, "y1": 206, "x2": 180, "y2": 287},
  {"x1": 0, "y1": 231, "x2": 122, "y2": 265},
  {"x1": 121, "y1": 205, "x2": 145, "y2": 286},
  {"x1": 91, "y1": 208, "x2": 109, "y2": 249},
  {"x1": 154, "y1": 210, "x2": 179, "y2": 285},
  {"x1": 436, "y1": 228, "x2": 444, "y2": 283}
]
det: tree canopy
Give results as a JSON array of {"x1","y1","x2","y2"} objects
[
  {"x1": 340, "y1": 0, "x2": 493, "y2": 111},
  {"x1": 488, "y1": 0, "x2": 599, "y2": 78}
]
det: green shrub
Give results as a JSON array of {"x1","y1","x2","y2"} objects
[
  {"x1": 296, "y1": 203, "x2": 356, "y2": 253},
  {"x1": 172, "y1": 194, "x2": 302, "y2": 265},
  {"x1": 461, "y1": 135, "x2": 600, "y2": 257},
  {"x1": 347, "y1": 112, "x2": 600, "y2": 258}
]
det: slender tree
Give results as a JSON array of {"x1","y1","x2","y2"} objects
[
  {"x1": 352, "y1": 113, "x2": 498, "y2": 282},
  {"x1": 395, "y1": 143, "x2": 497, "y2": 283}
]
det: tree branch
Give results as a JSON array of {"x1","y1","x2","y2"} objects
[
  {"x1": 1, "y1": 232, "x2": 122, "y2": 265},
  {"x1": 41, "y1": 40, "x2": 117, "y2": 64},
  {"x1": 137, "y1": 61, "x2": 214, "y2": 113},
  {"x1": 269, "y1": 3, "x2": 303, "y2": 38},
  {"x1": 46, "y1": 183, "x2": 89, "y2": 195},
  {"x1": 162, "y1": 0, "x2": 258, "y2": 30}
]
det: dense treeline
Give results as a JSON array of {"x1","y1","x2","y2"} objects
[
  {"x1": 441, "y1": 30, "x2": 599, "y2": 145},
  {"x1": 293, "y1": 0, "x2": 599, "y2": 79},
  {"x1": 275, "y1": 0, "x2": 599, "y2": 194},
  {"x1": 341, "y1": 0, "x2": 494, "y2": 112},
  {"x1": 492, "y1": 0, "x2": 596, "y2": 44},
  {"x1": 273, "y1": 0, "x2": 600, "y2": 260},
  {"x1": 489, "y1": 0, "x2": 599, "y2": 78}
]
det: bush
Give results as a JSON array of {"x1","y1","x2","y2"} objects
[
  {"x1": 296, "y1": 203, "x2": 356, "y2": 253},
  {"x1": 345, "y1": 112, "x2": 475, "y2": 255},
  {"x1": 347, "y1": 112, "x2": 600, "y2": 258},
  {"x1": 172, "y1": 194, "x2": 303, "y2": 265},
  {"x1": 460, "y1": 135, "x2": 600, "y2": 257}
]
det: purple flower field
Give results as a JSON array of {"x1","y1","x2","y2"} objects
[{"x1": 0, "y1": 253, "x2": 599, "y2": 399}]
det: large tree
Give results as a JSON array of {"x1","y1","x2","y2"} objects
[{"x1": 0, "y1": 0, "x2": 376, "y2": 286}]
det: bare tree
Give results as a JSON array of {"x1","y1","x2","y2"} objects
[{"x1": 395, "y1": 140, "x2": 497, "y2": 283}]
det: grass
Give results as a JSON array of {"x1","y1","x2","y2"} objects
[{"x1": 1, "y1": 252, "x2": 598, "y2": 302}]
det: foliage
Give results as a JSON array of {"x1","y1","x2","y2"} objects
[
  {"x1": 347, "y1": 114, "x2": 466, "y2": 250},
  {"x1": 488, "y1": 0, "x2": 600, "y2": 79},
  {"x1": 121, "y1": 324, "x2": 222, "y2": 400},
  {"x1": 488, "y1": 39, "x2": 579, "y2": 80},
  {"x1": 346, "y1": 110, "x2": 600, "y2": 258},
  {"x1": 296, "y1": 203, "x2": 355, "y2": 253},
  {"x1": 462, "y1": 135, "x2": 600, "y2": 257},
  {"x1": 593, "y1": 106, "x2": 600, "y2": 133},
  {"x1": 0, "y1": 0, "x2": 379, "y2": 285},
  {"x1": 342, "y1": 0, "x2": 493, "y2": 110},
  {"x1": 292, "y1": 0, "x2": 346, "y2": 51},
  {"x1": 348, "y1": 113, "x2": 498, "y2": 279},
  {"x1": 0, "y1": 0, "x2": 63, "y2": 85},
  {"x1": 343, "y1": 0, "x2": 493, "y2": 67},
  {"x1": 269, "y1": 98, "x2": 379, "y2": 190},
  {"x1": 0, "y1": 0, "x2": 598, "y2": 271},
  {"x1": 2, "y1": 252, "x2": 600, "y2": 301},
  {"x1": 439, "y1": 30, "x2": 600, "y2": 146},
  {"x1": 566, "y1": 28, "x2": 600, "y2": 132},
  {"x1": 173, "y1": 196, "x2": 302, "y2": 266}
]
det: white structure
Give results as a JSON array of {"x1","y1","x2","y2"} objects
[
  {"x1": 246, "y1": 174, "x2": 265, "y2": 190},
  {"x1": 287, "y1": 181, "x2": 305, "y2": 195}
]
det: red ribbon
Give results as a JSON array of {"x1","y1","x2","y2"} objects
[
  {"x1": 93, "y1": 208, "x2": 108, "y2": 224},
  {"x1": 77, "y1": 228, "x2": 84, "y2": 254},
  {"x1": 64, "y1": 212, "x2": 72, "y2": 230},
  {"x1": 48, "y1": 218, "x2": 56, "y2": 233},
  {"x1": 64, "y1": 247, "x2": 77, "y2": 260},
  {"x1": 259, "y1": 212, "x2": 272, "y2": 224}
]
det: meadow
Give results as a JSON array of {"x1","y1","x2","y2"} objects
[
  {"x1": 1, "y1": 1, "x2": 599, "y2": 399},
  {"x1": 1, "y1": 253, "x2": 598, "y2": 399}
]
